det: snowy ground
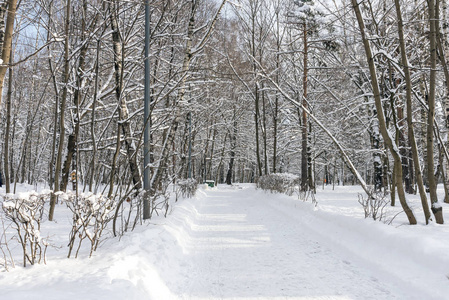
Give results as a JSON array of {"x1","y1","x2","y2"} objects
[{"x1": 0, "y1": 183, "x2": 449, "y2": 299}]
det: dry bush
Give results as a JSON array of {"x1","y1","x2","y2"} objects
[
  {"x1": 257, "y1": 173, "x2": 299, "y2": 196},
  {"x1": 358, "y1": 192, "x2": 389, "y2": 222},
  {"x1": 0, "y1": 216, "x2": 15, "y2": 271},
  {"x1": 1, "y1": 192, "x2": 50, "y2": 267},
  {"x1": 177, "y1": 179, "x2": 198, "y2": 199},
  {"x1": 113, "y1": 178, "x2": 173, "y2": 237},
  {"x1": 62, "y1": 192, "x2": 115, "y2": 258}
]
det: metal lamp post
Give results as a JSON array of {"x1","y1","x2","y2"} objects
[{"x1": 143, "y1": 0, "x2": 151, "y2": 220}]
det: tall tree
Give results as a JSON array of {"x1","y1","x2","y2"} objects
[
  {"x1": 426, "y1": 0, "x2": 444, "y2": 223},
  {"x1": 0, "y1": 0, "x2": 17, "y2": 108},
  {"x1": 394, "y1": 0, "x2": 432, "y2": 223},
  {"x1": 351, "y1": 0, "x2": 417, "y2": 224},
  {"x1": 49, "y1": 0, "x2": 72, "y2": 221},
  {"x1": 110, "y1": 0, "x2": 142, "y2": 192}
]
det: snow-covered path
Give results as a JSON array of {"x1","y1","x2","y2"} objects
[
  {"x1": 147, "y1": 185, "x2": 441, "y2": 300},
  {"x1": 1, "y1": 184, "x2": 448, "y2": 300}
]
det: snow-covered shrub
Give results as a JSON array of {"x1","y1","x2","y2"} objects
[
  {"x1": 358, "y1": 192, "x2": 388, "y2": 222},
  {"x1": 112, "y1": 190, "x2": 143, "y2": 237},
  {"x1": 177, "y1": 179, "x2": 198, "y2": 199},
  {"x1": 152, "y1": 180, "x2": 171, "y2": 217},
  {"x1": 113, "y1": 179, "x2": 172, "y2": 237},
  {"x1": 0, "y1": 216, "x2": 15, "y2": 270},
  {"x1": 62, "y1": 192, "x2": 115, "y2": 258},
  {"x1": 257, "y1": 173, "x2": 299, "y2": 196},
  {"x1": 298, "y1": 188, "x2": 317, "y2": 206},
  {"x1": 1, "y1": 191, "x2": 50, "y2": 267}
]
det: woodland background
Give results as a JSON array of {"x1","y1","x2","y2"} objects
[{"x1": 0, "y1": 0, "x2": 448, "y2": 226}]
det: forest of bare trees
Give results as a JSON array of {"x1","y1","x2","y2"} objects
[{"x1": 1, "y1": 0, "x2": 449, "y2": 226}]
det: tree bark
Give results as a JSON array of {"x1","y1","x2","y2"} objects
[
  {"x1": 433, "y1": 0, "x2": 449, "y2": 204},
  {"x1": 0, "y1": 2, "x2": 8, "y2": 56},
  {"x1": 262, "y1": 83, "x2": 268, "y2": 175},
  {"x1": 89, "y1": 40, "x2": 101, "y2": 192},
  {"x1": 61, "y1": 0, "x2": 89, "y2": 192},
  {"x1": 3, "y1": 45, "x2": 11, "y2": 193},
  {"x1": 47, "y1": 2, "x2": 59, "y2": 190},
  {"x1": 49, "y1": 0, "x2": 71, "y2": 221},
  {"x1": 226, "y1": 109, "x2": 237, "y2": 185},
  {"x1": 351, "y1": 0, "x2": 417, "y2": 224},
  {"x1": 397, "y1": 103, "x2": 413, "y2": 194},
  {"x1": 370, "y1": 106, "x2": 383, "y2": 191},
  {"x1": 272, "y1": 3, "x2": 282, "y2": 174},
  {"x1": 394, "y1": 0, "x2": 431, "y2": 223},
  {"x1": 0, "y1": 0, "x2": 17, "y2": 108},
  {"x1": 255, "y1": 84, "x2": 262, "y2": 177},
  {"x1": 110, "y1": 0, "x2": 142, "y2": 192},
  {"x1": 108, "y1": 122, "x2": 121, "y2": 199},
  {"x1": 427, "y1": 0, "x2": 444, "y2": 223},
  {"x1": 301, "y1": 22, "x2": 309, "y2": 192}
]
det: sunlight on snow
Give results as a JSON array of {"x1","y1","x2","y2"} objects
[
  {"x1": 107, "y1": 255, "x2": 174, "y2": 298},
  {"x1": 188, "y1": 297, "x2": 354, "y2": 300},
  {"x1": 164, "y1": 208, "x2": 272, "y2": 251},
  {"x1": 189, "y1": 224, "x2": 266, "y2": 232}
]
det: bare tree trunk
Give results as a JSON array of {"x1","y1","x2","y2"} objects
[
  {"x1": 351, "y1": 0, "x2": 417, "y2": 224},
  {"x1": 0, "y1": 0, "x2": 17, "y2": 108},
  {"x1": 108, "y1": 122, "x2": 121, "y2": 199},
  {"x1": 110, "y1": 0, "x2": 142, "y2": 192},
  {"x1": 226, "y1": 109, "x2": 237, "y2": 185},
  {"x1": 390, "y1": 87, "x2": 401, "y2": 204},
  {"x1": 18, "y1": 110, "x2": 30, "y2": 185},
  {"x1": 8, "y1": 95, "x2": 15, "y2": 186},
  {"x1": 23, "y1": 31, "x2": 42, "y2": 186},
  {"x1": 89, "y1": 40, "x2": 101, "y2": 193},
  {"x1": 61, "y1": 0, "x2": 89, "y2": 192},
  {"x1": 301, "y1": 22, "x2": 309, "y2": 192},
  {"x1": 255, "y1": 85, "x2": 262, "y2": 177},
  {"x1": 208, "y1": 126, "x2": 217, "y2": 179},
  {"x1": 49, "y1": 0, "x2": 71, "y2": 221},
  {"x1": 273, "y1": 92, "x2": 278, "y2": 173},
  {"x1": 0, "y1": 2, "x2": 8, "y2": 55},
  {"x1": 394, "y1": 0, "x2": 432, "y2": 223},
  {"x1": 0, "y1": 0, "x2": 14, "y2": 194},
  {"x1": 3, "y1": 46, "x2": 11, "y2": 193},
  {"x1": 370, "y1": 106, "x2": 383, "y2": 191},
  {"x1": 433, "y1": 0, "x2": 449, "y2": 204},
  {"x1": 249, "y1": 3, "x2": 262, "y2": 178},
  {"x1": 397, "y1": 103, "x2": 413, "y2": 194},
  {"x1": 215, "y1": 133, "x2": 228, "y2": 184},
  {"x1": 262, "y1": 84, "x2": 268, "y2": 175},
  {"x1": 47, "y1": 2, "x2": 58, "y2": 190},
  {"x1": 427, "y1": 0, "x2": 444, "y2": 224},
  {"x1": 272, "y1": 4, "x2": 281, "y2": 174}
]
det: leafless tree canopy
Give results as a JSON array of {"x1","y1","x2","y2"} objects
[{"x1": 0, "y1": 0, "x2": 448, "y2": 227}]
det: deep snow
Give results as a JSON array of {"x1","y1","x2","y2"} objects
[{"x1": 0, "y1": 184, "x2": 448, "y2": 299}]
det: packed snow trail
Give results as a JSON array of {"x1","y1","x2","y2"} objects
[
  {"x1": 1, "y1": 184, "x2": 448, "y2": 300},
  {"x1": 143, "y1": 185, "x2": 441, "y2": 300}
]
